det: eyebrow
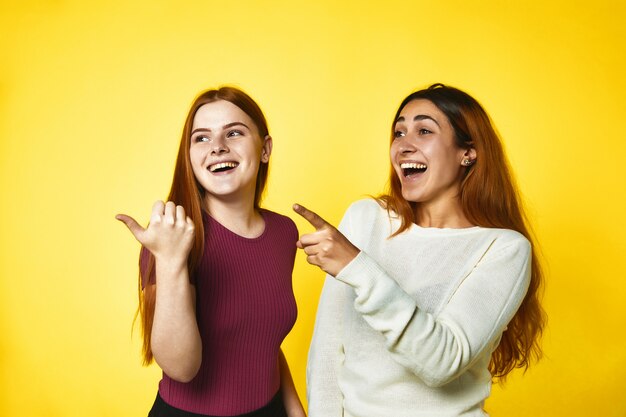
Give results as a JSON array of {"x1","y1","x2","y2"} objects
[
  {"x1": 191, "y1": 122, "x2": 250, "y2": 135},
  {"x1": 395, "y1": 115, "x2": 440, "y2": 127}
]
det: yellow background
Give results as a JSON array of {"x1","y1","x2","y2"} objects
[{"x1": 1, "y1": 1, "x2": 625, "y2": 415}]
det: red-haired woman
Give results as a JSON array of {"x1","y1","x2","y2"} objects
[
  {"x1": 117, "y1": 86, "x2": 305, "y2": 417},
  {"x1": 295, "y1": 84, "x2": 545, "y2": 417}
]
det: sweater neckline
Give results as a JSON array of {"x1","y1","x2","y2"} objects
[
  {"x1": 202, "y1": 209, "x2": 268, "y2": 242},
  {"x1": 408, "y1": 222, "x2": 482, "y2": 235},
  {"x1": 387, "y1": 212, "x2": 483, "y2": 236}
]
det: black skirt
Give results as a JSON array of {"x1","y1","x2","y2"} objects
[{"x1": 148, "y1": 390, "x2": 288, "y2": 417}]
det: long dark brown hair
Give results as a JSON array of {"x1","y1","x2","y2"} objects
[
  {"x1": 137, "y1": 86, "x2": 271, "y2": 365},
  {"x1": 379, "y1": 83, "x2": 545, "y2": 379}
]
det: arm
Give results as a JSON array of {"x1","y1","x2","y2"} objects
[
  {"x1": 150, "y1": 261, "x2": 202, "y2": 382},
  {"x1": 117, "y1": 200, "x2": 202, "y2": 382},
  {"x1": 279, "y1": 349, "x2": 306, "y2": 417},
  {"x1": 294, "y1": 202, "x2": 531, "y2": 387},
  {"x1": 336, "y1": 237, "x2": 531, "y2": 387}
]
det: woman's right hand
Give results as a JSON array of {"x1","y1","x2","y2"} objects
[{"x1": 116, "y1": 200, "x2": 195, "y2": 266}]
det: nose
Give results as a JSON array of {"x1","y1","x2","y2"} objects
[
  {"x1": 210, "y1": 137, "x2": 229, "y2": 155},
  {"x1": 398, "y1": 136, "x2": 416, "y2": 154}
]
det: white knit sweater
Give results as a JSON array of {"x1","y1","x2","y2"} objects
[{"x1": 306, "y1": 199, "x2": 531, "y2": 417}]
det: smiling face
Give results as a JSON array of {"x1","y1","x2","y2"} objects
[
  {"x1": 391, "y1": 99, "x2": 475, "y2": 209},
  {"x1": 189, "y1": 100, "x2": 272, "y2": 206}
]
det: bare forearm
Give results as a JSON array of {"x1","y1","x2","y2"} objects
[
  {"x1": 279, "y1": 349, "x2": 306, "y2": 417},
  {"x1": 117, "y1": 201, "x2": 199, "y2": 381},
  {"x1": 151, "y1": 261, "x2": 202, "y2": 382}
]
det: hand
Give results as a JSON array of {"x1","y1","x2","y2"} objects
[
  {"x1": 293, "y1": 203, "x2": 360, "y2": 277},
  {"x1": 116, "y1": 200, "x2": 195, "y2": 266}
]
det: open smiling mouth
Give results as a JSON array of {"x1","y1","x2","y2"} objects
[
  {"x1": 209, "y1": 162, "x2": 239, "y2": 173},
  {"x1": 400, "y1": 162, "x2": 427, "y2": 178}
]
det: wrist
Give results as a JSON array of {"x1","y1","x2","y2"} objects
[
  {"x1": 154, "y1": 257, "x2": 188, "y2": 277},
  {"x1": 334, "y1": 248, "x2": 360, "y2": 277}
]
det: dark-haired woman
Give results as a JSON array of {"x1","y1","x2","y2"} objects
[
  {"x1": 117, "y1": 86, "x2": 305, "y2": 417},
  {"x1": 295, "y1": 84, "x2": 545, "y2": 417}
]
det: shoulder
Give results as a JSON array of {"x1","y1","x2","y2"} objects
[
  {"x1": 478, "y1": 227, "x2": 532, "y2": 262},
  {"x1": 262, "y1": 208, "x2": 296, "y2": 226},
  {"x1": 492, "y1": 228, "x2": 530, "y2": 249},
  {"x1": 261, "y1": 208, "x2": 298, "y2": 235},
  {"x1": 339, "y1": 198, "x2": 391, "y2": 241},
  {"x1": 344, "y1": 198, "x2": 387, "y2": 221}
]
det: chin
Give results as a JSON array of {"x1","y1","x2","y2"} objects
[{"x1": 401, "y1": 189, "x2": 422, "y2": 203}]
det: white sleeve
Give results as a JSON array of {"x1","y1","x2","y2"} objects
[{"x1": 334, "y1": 236, "x2": 532, "y2": 387}]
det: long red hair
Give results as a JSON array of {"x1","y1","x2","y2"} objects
[
  {"x1": 378, "y1": 83, "x2": 545, "y2": 379},
  {"x1": 136, "y1": 86, "x2": 271, "y2": 365}
]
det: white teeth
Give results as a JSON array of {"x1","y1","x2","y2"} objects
[
  {"x1": 400, "y1": 162, "x2": 427, "y2": 169},
  {"x1": 209, "y1": 162, "x2": 238, "y2": 172}
]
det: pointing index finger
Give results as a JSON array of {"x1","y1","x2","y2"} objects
[{"x1": 293, "y1": 204, "x2": 329, "y2": 230}]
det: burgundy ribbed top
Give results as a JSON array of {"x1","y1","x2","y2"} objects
[{"x1": 142, "y1": 209, "x2": 298, "y2": 415}]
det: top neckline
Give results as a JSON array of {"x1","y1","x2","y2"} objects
[{"x1": 202, "y1": 209, "x2": 268, "y2": 242}]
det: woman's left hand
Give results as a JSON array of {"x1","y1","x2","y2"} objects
[{"x1": 293, "y1": 204, "x2": 360, "y2": 277}]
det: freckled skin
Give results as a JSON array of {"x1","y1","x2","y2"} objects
[{"x1": 189, "y1": 100, "x2": 272, "y2": 204}]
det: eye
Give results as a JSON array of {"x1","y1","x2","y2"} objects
[
  {"x1": 393, "y1": 130, "x2": 405, "y2": 139},
  {"x1": 418, "y1": 128, "x2": 432, "y2": 135},
  {"x1": 227, "y1": 129, "x2": 244, "y2": 138},
  {"x1": 194, "y1": 135, "x2": 210, "y2": 143}
]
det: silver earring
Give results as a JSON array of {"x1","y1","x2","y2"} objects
[{"x1": 462, "y1": 159, "x2": 474, "y2": 166}]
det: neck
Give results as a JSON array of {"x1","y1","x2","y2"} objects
[
  {"x1": 413, "y1": 198, "x2": 474, "y2": 229},
  {"x1": 203, "y1": 193, "x2": 264, "y2": 238}
]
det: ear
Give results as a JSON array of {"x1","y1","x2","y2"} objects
[
  {"x1": 461, "y1": 147, "x2": 477, "y2": 166},
  {"x1": 261, "y1": 135, "x2": 273, "y2": 163}
]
